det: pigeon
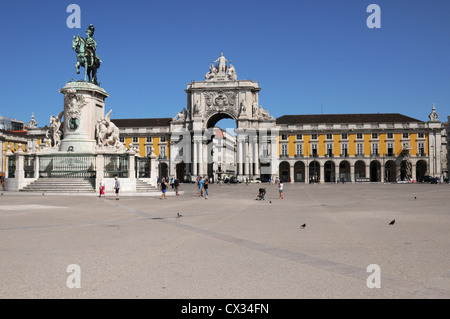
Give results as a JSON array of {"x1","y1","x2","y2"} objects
[
  {"x1": 414, "y1": 196, "x2": 416, "y2": 199},
  {"x1": 177, "y1": 213, "x2": 183, "y2": 218},
  {"x1": 389, "y1": 219, "x2": 395, "y2": 225},
  {"x1": 269, "y1": 201, "x2": 272, "y2": 203},
  {"x1": 300, "y1": 224, "x2": 306, "y2": 229}
]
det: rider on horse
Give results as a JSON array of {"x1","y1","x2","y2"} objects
[{"x1": 85, "y1": 24, "x2": 101, "y2": 69}]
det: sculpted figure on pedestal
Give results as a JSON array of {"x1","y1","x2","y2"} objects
[
  {"x1": 212, "y1": 52, "x2": 231, "y2": 74},
  {"x1": 46, "y1": 111, "x2": 64, "y2": 148},
  {"x1": 227, "y1": 64, "x2": 237, "y2": 80},
  {"x1": 96, "y1": 110, "x2": 126, "y2": 151}
]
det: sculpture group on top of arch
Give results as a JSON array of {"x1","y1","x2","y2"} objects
[{"x1": 205, "y1": 52, "x2": 237, "y2": 81}]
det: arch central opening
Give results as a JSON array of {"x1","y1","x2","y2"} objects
[
  {"x1": 206, "y1": 112, "x2": 235, "y2": 129},
  {"x1": 206, "y1": 115, "x2": 237, "y2": 183}
]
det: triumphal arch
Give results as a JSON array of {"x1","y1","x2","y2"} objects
[{"x1": 169, "y1": 53, "x2": 278, "y2": 182}]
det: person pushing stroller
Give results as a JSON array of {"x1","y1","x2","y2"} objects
[{"x1": 256, "y1": 187, "x2": 266, "y2": 200}]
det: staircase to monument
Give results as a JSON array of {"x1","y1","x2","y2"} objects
[
  {"x1": 20, "y1": 178, "x2": 96, "y2": 193},
  {"x1": 136, "y1": 179, "x2": 157, "y2": 192}
]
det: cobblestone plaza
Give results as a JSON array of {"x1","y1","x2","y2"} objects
[{"x1": 1, "y1": 182, "x2": 449, "y2": 299}]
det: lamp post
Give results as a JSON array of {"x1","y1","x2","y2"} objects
[
  {"x1": 313, "y1": 153, "x2": 317, "y2": 183},
  {"x1": 158, "y1": 155, "x2": 162, "y2": 183},
  {"x1": 247, "y1": 154, "x2": 252, "y2": 182},
  {"x1": 430, "y1": 145, "x2": 435, "y2": 178}
]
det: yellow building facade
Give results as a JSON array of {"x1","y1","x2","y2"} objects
[{"x1": 276, "y1": 113, "x2": 438, "y2": 183}]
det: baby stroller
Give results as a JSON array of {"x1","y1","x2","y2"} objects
[{"x1": 256, "y1": 187, "x2": 266, "y2": 200}]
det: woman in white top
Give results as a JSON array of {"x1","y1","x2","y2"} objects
[{"x1": 278, "y1": 182, "x2": 284, "y2": 199}]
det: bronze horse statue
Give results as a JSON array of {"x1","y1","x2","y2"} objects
[{"x1": 72, "y1": 35, "x2": 101, "y2": 85}]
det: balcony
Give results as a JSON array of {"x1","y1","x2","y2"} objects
[{"x1": 417, "y1": 151, "x2": 426, "y2": 157}]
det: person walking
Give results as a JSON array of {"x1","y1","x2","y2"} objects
[
  {"x1": 203, "y1": 177, "x2": 209, "y2": 199},
  {"x1": 174, "y1": 177, "x2": 180, "y2": 196},
  {"x1": 99, "y1": 178, "x2": 105, "y2": 197},
  {"x1": 278, "y1": 181, "x2": 284, "y2": 199},
  {"x1": 114, "y1": 176, "x2": 120, "y2": 200},
  {"x1": 160, "y1": 177, "x2": 168, "y2": 200},
  {"x1": 198, "y1": 177, "x2": 204, "y2": 197}
]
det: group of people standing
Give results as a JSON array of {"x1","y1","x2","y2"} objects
[
  {"x1": 159, "y1": 176, "x2": 180, "y2": 199},
  {"x1": 196, "y1": 176, "x2": 210, "y2": 199},
  {"x1": 98, "y1": 176, "x2": 121, "y2": 200}
]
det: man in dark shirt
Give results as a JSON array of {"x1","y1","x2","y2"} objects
[
  {"x1": 160, "y1": 178, "x2": 168, "y2": 200},
  {"x1": 174, "y1": 178, "x2": 180, "y2": 196}
]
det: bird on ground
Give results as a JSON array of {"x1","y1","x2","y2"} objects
[
  {"x1": 269, "y1": 201, "x2": 272, "y2": 203},
  {"x1": 177, "y1": 213, "x2": 183, "y2": 218},
  {"x1": 300, "y1": 224, "x2": 306, "y2": 229},
  {"x1": 414, "y1": 196, "x2": 417, "y2": 199},
  {"x1": 389, "y1": 219, "x2": 395, "y2": 225}
]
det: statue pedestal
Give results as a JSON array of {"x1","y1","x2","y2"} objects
[{"x1": 59, "y1": 81, "x2": 109, "y2": 153}]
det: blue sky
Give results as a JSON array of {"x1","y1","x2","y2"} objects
[{"x1": 0, "y1": 0, "x2": 449, "y2": 129}]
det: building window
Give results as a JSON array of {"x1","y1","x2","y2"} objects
[
  {"x1": 281, "y1": 134, "x2": 288, "y2": 141},
  {"x1": 341, "y1": 143, "x2": 348, "y2": 157},
  {"x1": 146, "y1": 146, "x2": 153, "y2": 156},
  {"x1": 146, "y1": 136, "x2": 152, "y2": 143},
  {"x1": 296, "y1": 144, "x2": 303, "y2": 156},
  {"x1": 119, "y1": 137, "x2": 125, "y2": 143},
  {"x1": 387, "y1": 133, "x2": 394, "y2": 139},
  {"x1": 281, "y1": 144, "x2": 288, "y2": 156},
  {"x1": 372, "y1": 133, "x2": 378, "y2": 139},
  {"x1": 326, "y1": 134, "x2": 332, "y2": 140},
  {"x1": 418, "y1": 132, "x2": 424, "y2": 138},
  {"x1": 356, "y1": 143, "x2": 363, "y2": 156},
  {"x1": 311, "y1": 144, "x2": 318, "y2": 156},
  {"x1": 356, "y1": 133, "x2": 363, "y2": 139},
  {"x1": 160, "y1": 145, "x2": 166, "y2": 158},
  {"x1": 371, "y1": 143, "x2": 379, "y2": 155},
  {"x1": 296, "y1": 134, "x2": 303, "y2": 140},
  {"x1": 160, "y1": 136, "x2": 166, "y2": 142},
  {"x1": 132, "y1": 137, "x2": 138, "y2": 143},
  {"x1": 341, "y1": 133, "x2": 348, "y2": 140},
  {"x1": 311, "y1": 134, "x2": 318, "y2": 140},
  {"x1": 387, "y1": 143, "x2": 394, "y2": 156},
  {"x1": 402, "y1": 133, "x2": 409, "y2": 139},
  {"x1": 418, "y1": 142, "x2": 425, "y2": 156},
  {"x1": 326, "y1": 143, "x2": 333, "y2": 157}
]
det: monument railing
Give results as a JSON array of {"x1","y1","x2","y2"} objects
[
  {"x1": 8, "y1": 156, "x2": 16, "y2": 178},
  {"x1": 136, "y1": 157, "x2": 151, "y2": 178},
  {"x1": 104, "y1": 154, "x2": 129, "y2": 178},
  {"x1": 39, "y1": 154, "x2": 96, "y2": 178},
  {"x1": 24, "y1": 155, "x2": 35, "y2": 178}
]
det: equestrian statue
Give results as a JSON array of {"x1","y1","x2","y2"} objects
[{"x1": 72, "y1": 24, "x2": 102, "y2": 85}]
